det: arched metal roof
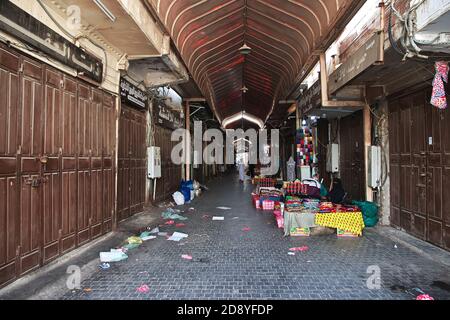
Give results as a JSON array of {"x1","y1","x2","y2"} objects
[{"x1": 148, "y1": 0, "x2": 363, "y2": 126}]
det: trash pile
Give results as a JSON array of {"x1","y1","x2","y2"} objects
[
  {"x1": 172, "y1": 180, "x2": 207, "y2": 206},
  {"x1": 98, "y1": 208, "x2": 192, "y2": 267}
]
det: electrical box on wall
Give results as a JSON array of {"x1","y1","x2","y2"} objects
[
  {"x1": 148, "y1": 147, "x2": 161, "y2": 179},
  {"x1": 326, "y1": 144, "x2": 339, "y2": 173},
  {"x1": 368, "y1": 145, "x2": 382, "y2": 188}
]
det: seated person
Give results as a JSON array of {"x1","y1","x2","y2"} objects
[{"x1": 328, "y1": 178, "x2": 346, "y2": 204}]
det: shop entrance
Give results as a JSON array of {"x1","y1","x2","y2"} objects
[
  {"x1": 117, "y1": 106, "x2": 147, "y2": 222},
  {"x1": 0, "y1": 44, "x2": 116, "y2": 287},
  {"x1": 153, "y1": 125, "x2": 182, "y2": 203},
  {"x1": 339, "y1": 111, "x2": 365, "y2": 201},
  {"x1": 389, "y1": 87, "x2": 450, "y2": 250}
]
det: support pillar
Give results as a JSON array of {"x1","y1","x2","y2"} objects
[
  {"x1": 185, "y1": 100, "x2": 191, "y2": 181},
  {"x1": 364, "y1": 103, "x2": 373, "y2": 202}
]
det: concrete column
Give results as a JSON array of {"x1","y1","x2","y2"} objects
[
  {"x1": 364, "y1": 104, "x2": 373, "y2": 202},
  {"x1": 185, "y1": 101, "x2": 191, "y2": 181}
]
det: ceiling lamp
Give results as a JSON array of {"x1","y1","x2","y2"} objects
[
  {"x1": 238, "y1": 43, "x2": 252, "y2": 55},
  {"x1": 240, "y1": 85, "x2": 249, "y2": 94}
]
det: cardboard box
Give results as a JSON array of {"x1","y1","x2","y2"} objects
[
  {"x1": 290, "y1": 227, "x2": 311, "y2": 237},
  {"x1": 337, "y1": 229, "x2": 360, "y2": 238}
]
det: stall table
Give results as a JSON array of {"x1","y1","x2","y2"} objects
[{"x1": 284, "y1": 210, "x2": 364, "y2": 237}]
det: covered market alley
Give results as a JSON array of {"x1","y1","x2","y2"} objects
[
  {"x1": 2, "y1": 173, "x2": 450, "y2": 300},
  {"x1": 0, "y1": 0, "x2": 450, "y2": 301}
]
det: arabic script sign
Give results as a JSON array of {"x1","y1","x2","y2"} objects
[
  {"x1": 0, "y1": 0, "x2": 103, "y2": 83},
  {"x1": 120, "y1": 78, "x2": 147, "y2": 110},
  {"x1": 154, "y1": 103, "x2": 183, "y2": 130}
]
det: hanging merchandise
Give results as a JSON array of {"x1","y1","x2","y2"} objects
[
  {"x1": 287, "y1": 157, "x2": 296, "y2": 182},
  {"x1": 430, "y1": 61, "x2": 449, "y2": 110},
  {"x1": 296, "y1": 127, "x2": 314, "y2": 167}
]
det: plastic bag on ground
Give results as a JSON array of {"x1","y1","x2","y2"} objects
[
  {"x1": 100, "y1": 250, "x2": 128, "y2": 262},
  {"x1": 161, "y1": 208, "x2": 188, "y2": 221}
]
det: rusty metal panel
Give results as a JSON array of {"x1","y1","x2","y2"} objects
[
  {"x1": 118, "y1": 105, "x2": 146, "y2": 221},
  {"x1": 153, "y1": 125, "x2": 181, "y2": 203},
  {"x1": 389, "y1": 85, "x2": 449, "y2": 250},
  {"x1": 19, "y1": 57, "x2": 43, "y2": 275},
  {"x1": 0, "y1": 45, "x2": 20, "y2": 285},
  {"x1": 0, "y1": 44, "x2": 118, "y2": 288},
  {"x1": 102, "y1": 93, "x2": 115, "y2": 233}
]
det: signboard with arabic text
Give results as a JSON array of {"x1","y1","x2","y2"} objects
[
  {"x1": 120, "y1": 77, "x2": 147, "y2": 110},
  {"x1": 154, "y1": 103, "x2": 184, "y2": 130}
]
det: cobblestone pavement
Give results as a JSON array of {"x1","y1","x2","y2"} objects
[{"x1": 63, "y1": 174, "x2": 450, "y2": 300}]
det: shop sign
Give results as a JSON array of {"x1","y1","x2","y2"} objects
[
  {"x1": 154, "y1": 103, "x2": 184, "y2": 130},
  {"x1": 120, "y1": 77, "x2": 147, "y2": 110},
  {"x1": 299, "y1": 80, "x2": 321, "y2": 114},
  {"x1": 0, "y1": 0, "x2": 103, "y2": 83},
  {"x1": 328, "y1": 33, "x2": 383, "y2": 94}
]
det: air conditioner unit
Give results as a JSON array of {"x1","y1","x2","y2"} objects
[
  {"x1": 147, "y1": 147, "x2": 161, "y2": 179},
  {"x1": 326, "y1": 144, "x2": 339, "y2": 173},
  {"x1": 368, "y1": 145, "x2": 381, "y2": 188}
]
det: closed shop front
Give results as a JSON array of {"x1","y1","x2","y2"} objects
[
  {"x1": 152, "y1": 103, "x2": 183, "y2": 203},
  {"x1": 0, "y1": 44, "x2": 116, "y2": 287},
  {"x1": 339, "y1": 111, "x2": 365, "y2": 201},
  {"x1": 389, "y1": 85, "x2": 450, "y2": 251},
  {"x1": 117, "y1": 79, "x2": 147, "y2": 222}
]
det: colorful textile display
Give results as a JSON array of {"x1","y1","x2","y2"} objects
[
  {"x1": 315, "y1": 212, "x2": 365, "y2": 236},
  {"x1": 431, "y1": 61, "x2": 449, "y2": 110},
  {"x1": 285, "y1": 182, "x2": 303, "y2": 195},
  {"x1": 296, "y1": 128, "x2": 314, "y2": 166}
]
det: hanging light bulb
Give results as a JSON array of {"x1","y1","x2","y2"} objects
[
  {"x1": 240, "y1": 85, "x2": 249, "y2": 94},
  {"x1": 238, "y1": 43, "x2": 252, "y2": 55}
]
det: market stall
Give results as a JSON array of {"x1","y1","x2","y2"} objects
[
  {"x1": 251, "y1": 180, "x2": 369, "y2": 238},
  {"x1": 283, "y1": 197, "x2": 365, "y2": 237}
]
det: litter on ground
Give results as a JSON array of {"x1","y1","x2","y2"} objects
[
  {"x1": 212, "y1": 216, "x2": 225, "y2": 221},
  {"x1": 416, "y1": 294, "x2": 434, "y2": 300},
  {"x1": 175, "y1": 223, "x2": 186, "y2": 228},
  {"x1": 99, "y1": 250, "x2": 128, "y2": 262},
  {"x1": 242, "y1": 227, "x2": 251, "y2": 232},
  {"x1": 167, "y1": 232, "x2": 189, "y2": 242},
  {"x1": 158, "y1": 232, "x2": 168, "y2": 237},
  {"x1": 141, "y1": 235, "x2": 157, "y2": 241},
  {"x1": 127, "y1": 236, "x2": 143, "y2": 245},
  {"x1": 148, "y1": 227, "x2": 160, "y2": 234},
  {"x1": 162, "y1": 208, "x2": 188, "y2": 221},
  {"x1": 182, "y1": 254, "x2": 193, "y2": 260},
  {"x1": 99, "y1": 263, "x2": 110, "y2": 270},
  {"x1": 136, "y1": 285, "x2": 150, "y2": 293},
  {"x1": 123, "y1": 243, "x2": 140, "y2": 251},
  {"x1": 217, "y1": 207, "x2": 231, "y2": 210},
  {"x1": 288, "y1": 252, "x2": 296, "y2": 256},
  {"x1": 289, "y1": 246, "x2": 309, "y2": 252},
  {"x1": 165, "y1": 220, "x2": 175, "y2": 225}
]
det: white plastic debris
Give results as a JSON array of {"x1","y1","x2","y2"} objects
[
  {"x1": 167, "y1": 232, "x2": 189, "y2": 242},
  {"x1": 217, "y1": 207, "x2": 231, "y2": 210},
  {"x1": 100, "y1": 250, "x2": 128, "y2": 262},
  {"x1": 212, "y1": 216, "x2": 225, "y2": 221},
  {"x1": 141, "y1": 236, "x2": 157, "y2": 241},
  {"x1": 173, "y1": 191, "x2": 185, "y2": 206}
]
